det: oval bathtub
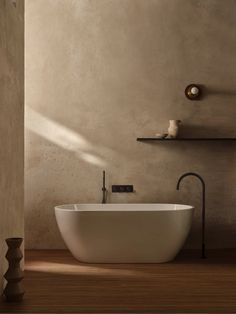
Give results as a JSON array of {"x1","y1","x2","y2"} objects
[{"x1": 55, "y1": 204, "x2": 194, "y2": 263}]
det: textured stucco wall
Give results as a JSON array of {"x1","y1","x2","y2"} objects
[
  {"x1": 25, "y1": 0, "x2": 236, "y2": 249},
  {"x1": 0, "y1": 0, "x2": 24, "y2": 293}
]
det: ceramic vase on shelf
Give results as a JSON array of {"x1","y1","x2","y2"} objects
[
  {"x1": 3, "y1": 237, "x2": 24, "y2": 302},
  {"x1": 167, "y1": 120, "x2": 181, "y2": 138}
]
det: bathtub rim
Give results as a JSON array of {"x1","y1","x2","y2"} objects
[{"x1": 55, "y1": 203, "x2": 194, "y2": 212}]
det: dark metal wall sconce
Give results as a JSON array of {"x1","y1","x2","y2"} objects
[{"x1": 185, "y1": 84, "x2": 201, "y2": 100}]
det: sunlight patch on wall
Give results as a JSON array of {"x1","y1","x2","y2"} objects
[{"x1": 25, "y1": 107, "x2": 106, "y2": 167}]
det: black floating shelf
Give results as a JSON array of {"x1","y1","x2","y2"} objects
[{"x1": 137, "y1": 137, "x2": 236, "y2": 141}]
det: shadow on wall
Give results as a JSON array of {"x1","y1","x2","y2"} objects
[
  {"x1": 26, "y1": 107, "x2": 106, "y2": 168},
  {"x1": 206, "y1": 87, "x2": 236, "y2": 97},
  {"x1": 25, "y1": 106, "x2": 137, "y2": 170}
]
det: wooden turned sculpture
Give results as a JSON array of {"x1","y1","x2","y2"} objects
[{"x1": 3, "y1": 238, "x2": 24, "y2": 302}]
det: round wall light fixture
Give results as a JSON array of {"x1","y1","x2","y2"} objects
[{"x1": 185, "y1": 84, "x2": 201, "y2": 100}]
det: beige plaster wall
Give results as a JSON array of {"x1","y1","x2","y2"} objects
[
  {"x1": 0, "y1": 0, "x2": 24, "y2": 294},
  {"x1": 25, "y1": 0, "x2": 236, "y2": 250}
]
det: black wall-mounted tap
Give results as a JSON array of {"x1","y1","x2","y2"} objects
[
  {"x1": 176, "y1": 172, "x2": 206, "y2": 259},
  {"x1": 102, "y1": 170, "x2": 107, "y2": 204}
]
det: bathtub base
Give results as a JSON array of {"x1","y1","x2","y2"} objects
[{"x1": 72, "y1": 253, "x2": 178, "y2": 264}]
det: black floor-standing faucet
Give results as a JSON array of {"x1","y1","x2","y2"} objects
[
  {"x1": 102, "y1": 170, "x2": 107, "y2": 204},
  {"x1": 176, "y1": 172, "x2": 206, "y2": 259}
]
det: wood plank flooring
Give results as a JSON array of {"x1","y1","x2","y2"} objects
[{"x1": 1, "y1": 249, "x2": 236, "y2": 313}]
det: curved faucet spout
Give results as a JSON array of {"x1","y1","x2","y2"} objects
[
  {"x1": 177, "y1": 172, "x2": 205, "y2": 190},
  {"x1": 176, "y1": 172, "x2": 206, "y2": 259}
]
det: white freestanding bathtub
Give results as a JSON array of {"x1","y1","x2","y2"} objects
[{"x1": 55, "y1": 204, "x2": 194, "y2": 263}]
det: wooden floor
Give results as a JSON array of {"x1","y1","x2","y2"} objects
[{"x1": 1, "y1": 250, "x2": 236, "y2": 313}]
